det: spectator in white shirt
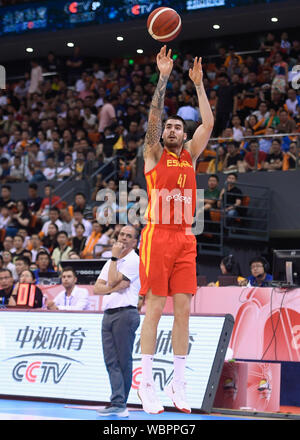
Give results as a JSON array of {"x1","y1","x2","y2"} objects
[
  {"x1": 43, "y1": 156, "x2": 57, "y2": 180},
  {"x1": 46, "y1": 266, "x2": 90, "y2": 311},
  {"x1": 285, "y1": 88, "x2": 299, "y2": 117},
  {"x1": 71, "y1": 208, "x2": 92, "y2": 237},
  {"x1": 41, "y1": 207, "x2": 63, "y2": 235}
]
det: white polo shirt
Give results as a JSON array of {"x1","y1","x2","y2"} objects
[
  {"x1": 53, "y1": 285, "x2": 90, "y2": 311},
  {"x1": 98, "y1": 249, "x2": 140, "y2": 312}
]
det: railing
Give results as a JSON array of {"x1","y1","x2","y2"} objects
[
  {"x1": 199, "y1": 132, "x2": 300, "y2": 174},
  {"x1": 197, "y1": 181, "x2": 271, "y2": 256}
]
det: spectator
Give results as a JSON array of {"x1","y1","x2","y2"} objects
[
  {"x1": 27, "y1": 233, "x2": 45, "y2": 262},
  {"x1": 263, "y1": 139, "x2": 283, "y2": 171},
  {"x1": 33, "y1": 251, "x2": 55, "y2": 283},
  {"x1": 231, "y1": 115, "x2": 245, "y2": 142},
  {"x1": 218, "y1": 172, "x2": 243, "y2": 223},
  {"x1": 0, "y1": 205, "x2": 10, "y2": 229},
  {"x1": 11, "y1": 234, "x2": 26, "y2": 262},
  {"x1": 2, "y1": 251, "x2": 17, "y2": 281},
  {"x1": 66, "y1": 46, "x2": 84, "y2": 85},
  {"x1": 222, "y1": 141, "x2": 245, "y2": 173},
  {"x1": 1, "y1": 235, "x2": 14, "y2": 254},
  {"x1": 27, "y1": 183, "x2": 43, "y2": 214},
  {"x1": 51, "y1": 230, "x2": 72, "y2": 270},
  {"x1": 204, "y1": 174, "x2": 220, "y2": 219},
  {"x1": 36, "y1": 184, "x2": 63, "y2": 221},
  {"x1": 271, "y1": 52, "x2": 288, "y2": 99},
  {"x1": 46, "y1": 266, "x2": 90, "y2": 311},
  {"x1": 247, "y1": 256, "x2": 272, "y2": 287},
  {"x1": 0, "y1": 268, "x2": 14, "y2": 305},
  {"x1": 0, "y1": 184, "x2": 14, "y2": 208},
  {"x1": 43, "y1": 155, "x2": 57, "y2": 180},
  {"x1": 41, "y1": 207, "x2": 63, "y2": 236},
  {"x1": 276, "y1": 109, "x2": 297, "y2": 135},
  {"x1": 285, "y1": 89, "x2": 299, "y2": 117},
  {"x1": 98, "y1": 96, "x2": 117, "y2": 133},
  {"x1": 10, "y1": 200, "x2": 32, "y2": 233},
  {"x1": 81, "y1": 220, "x2": 103, "y2": 259},
  {"x1": 71, "y1": 208, "x2": 92, "y2": 237},
  {"x1": 9, "y1": 269, "x2": 43, "y2": 308},
  {"x1": 14, "y1": 255, "x2": 30, "y2": 281},
  {"x1": 208, "y1": 254, "x2": 247, "y2": 286},
  {"x1": 206, "y1": 145, "x2": 226, "y2": 174},
  {"x1": 42, "y1": 222, "x2": 58, "y2": 253},
  {"x1": 243, "y1": 139, "x2": 267, "y2": 171},
  {"x1": 177, "y1": 95, "x2": 199, "y2": 122},
  {"x1": 71, "y1": 223, "x2": 87, "y2": 256},
  {"x1": 28, "y1": 60, "x2": 43, "y2": 95},
  {"x1": 214, "y1": 74, "x2": 234, "y2": 136},
  {"x1": 284, "y1": 142, "x2": 300, "y2": 170},
  {"x1": 258, "y1": 127, "x2": 275, "y2": 154},
  {"x1": 9, "y1": 155, "x2": 32, "y2": 182}
]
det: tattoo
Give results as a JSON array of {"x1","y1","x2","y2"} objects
[{"x1": 144, "y1": 75, "x2": 168, "y2": 157}]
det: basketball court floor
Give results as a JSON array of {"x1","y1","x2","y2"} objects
[{"x1": 0, "y1": 398, "x2": 272, "y2": 420}]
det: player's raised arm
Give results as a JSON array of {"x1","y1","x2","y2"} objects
[
  {"x1": 144, "y1": 45, "x2": 173, "y2": 161},
  {"x1": 186, "y1": 57, "x2": 214, "y2": 162}
]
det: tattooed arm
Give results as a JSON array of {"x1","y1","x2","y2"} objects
[{"x1": 144, "y1": 46, "x2": 173, "y2": 170}]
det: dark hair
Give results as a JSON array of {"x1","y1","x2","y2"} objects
[
  {"x1": 20, "y1": 269, "x2": 36, "y2": 281},
  {"x1": 227, "y1": 172, "x2": 238, "y2": 180},
  {"x1": 164, "y1": 115, "x2": 187, "y2": 132},
  {"x1": 29, "y1": 183, "x2": 38, "y2": 190},
  {"x1": 75, "y1": 192, "x2": 86, "y2": 199},
  {"x1": 249, "y1": 256, "x2": 269, "y2": 272},
  {"x1": 15, "y1": 256, "x2": 31, "y2": 266},
  {"x1": 61, "y1": 266, "x2": 77, "y2": 277},
  {"x1": 75, "y1": 222, "x2": 85, "y2": 231},
  {"x1": 49, "y1": 207, "x2": 60, "y2": 214},
  {"x1": 36, "y1": 251, "x2": 50, "y2": 261},
  {"x1": 0, "y1": 268, "x2": 13, "y2": 277},
  {"x1": 208, "y1": 174, "x2": 219, "y2": 182},
  {"x1": 57, "y1": 231, "x2": 68, "y2": 238},
  {"x1": 227, "y1": 141, "x2": 240, "y2": 149},
  {"x1": 14, "y1": 234, "x2": 25, "y2": 242}
]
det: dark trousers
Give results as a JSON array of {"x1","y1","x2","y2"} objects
[{"x1": 102, "y1": 308, "x2": 140, "y2": 407}]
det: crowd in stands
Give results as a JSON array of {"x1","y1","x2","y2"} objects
[{"x1": 0, "y1": 29, "x2": 299, "y2": 281}]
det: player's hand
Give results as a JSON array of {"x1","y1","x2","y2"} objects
[
  {"x1": 156, "y1": 45, "x2": 173, "y2": 77},
  {"x1": 189, "y1": 56, "x2": 203, "y2": 86}
]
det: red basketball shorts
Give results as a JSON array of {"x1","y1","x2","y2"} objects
[{"x1": 139, "y1": 224, "x2": 197, "y2": 297}]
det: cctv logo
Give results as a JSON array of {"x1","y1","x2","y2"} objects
[{"x1": 12, "y1": 361, "x2": 71, "y2": 384}]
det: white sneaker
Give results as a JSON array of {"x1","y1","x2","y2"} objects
[
  {"x1": 164, "y1": 380, "x2": 191, "y2": 413},
  {"x1": 137, "y1": 381, "x2": 164, "y2": 414}
]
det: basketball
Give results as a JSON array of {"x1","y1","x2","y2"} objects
[{"x1": 147, "y1": 7, "x2": 181, "y2": 42}]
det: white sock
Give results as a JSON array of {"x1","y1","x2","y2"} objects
[
  {"x1": 173, "y1": 355, "x2": 187, "y2": 383},
  {"x1": 141, "y1": 354, "x2": 154, "y2": 385}
]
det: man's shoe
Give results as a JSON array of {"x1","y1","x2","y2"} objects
[
  {"x1": 164, "y1": 380, "x2": 191, "y2": 414},
  {"x1": 137, "y1": 381, "x2": 164, "y2": 414},
  {"x1": 97, "y1": 404, "x2": 129, "y2": 417}
]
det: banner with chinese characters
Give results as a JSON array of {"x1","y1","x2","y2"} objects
[{"x1": 0, "y1": 311, "x2": 232, "y2": 411}]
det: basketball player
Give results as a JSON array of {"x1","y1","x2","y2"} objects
[{"x1": 138, "y1": 45, "x2": 214, "y2": 414}]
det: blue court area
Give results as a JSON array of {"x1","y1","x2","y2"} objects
[{"x1": 0, "y1": 399, "x2": 254, "y2": 420}]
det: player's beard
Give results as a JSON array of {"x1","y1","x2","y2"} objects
[{"x1": 164, "y1": 135, "x2": 184, "y2": 152}]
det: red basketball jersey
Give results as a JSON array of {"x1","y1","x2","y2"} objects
[{"x1": 144, "y1": 147, "x2": 196, "y2": 228}]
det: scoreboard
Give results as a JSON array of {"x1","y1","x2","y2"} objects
[{"x1": 0, "y1": 0, "x2": 285, "y2": 37}]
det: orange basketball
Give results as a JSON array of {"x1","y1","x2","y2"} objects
[{"x1": 147, "y1": 7, "x2": 181, "y2": 42}]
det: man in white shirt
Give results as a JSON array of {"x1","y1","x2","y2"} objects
[
  {"x1": 46, "y1": 266, "x2": 89, "y2": 311},
  {"x1": 94, "y1": 225, "x2": 141, "y2": 418},
  {"x1": 41, "y1": 207, "x2": 63, "y2": 235}
]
